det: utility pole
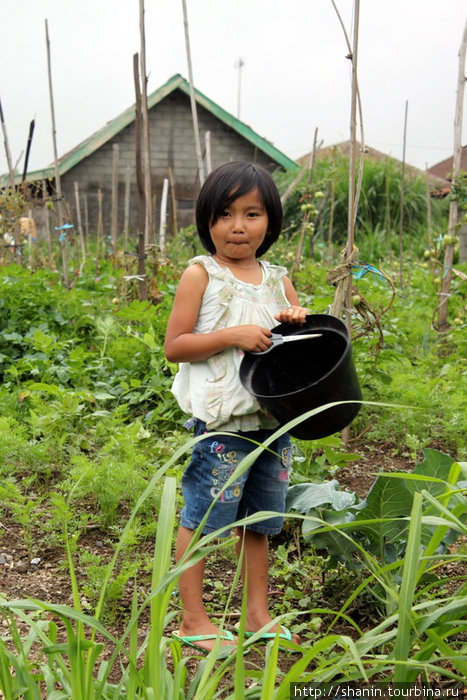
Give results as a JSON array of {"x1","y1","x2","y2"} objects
[{"x1": 235, "y1": 57, "x2": 245, "y2": 119}]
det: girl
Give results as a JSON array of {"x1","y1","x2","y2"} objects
[{"x1": 165, "y1": 162, "x2": 307, "y2": 653}]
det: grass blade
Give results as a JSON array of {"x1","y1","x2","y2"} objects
[{"x1": 393, "y1": 491, "x2": 423, "y2": 682}]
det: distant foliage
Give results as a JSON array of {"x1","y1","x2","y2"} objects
[{"x1": 275, "y1": 153, "x2": 449, "y2": 250}]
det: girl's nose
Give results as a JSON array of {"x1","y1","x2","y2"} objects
[{"x1": 231, "y1": 215, "x2": 244, "y2": 232}]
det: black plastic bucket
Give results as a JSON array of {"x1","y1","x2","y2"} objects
[{"x1": 239, "y1": 314, "x2": 362, "y2": 440}]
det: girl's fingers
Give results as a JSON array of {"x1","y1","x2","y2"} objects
[{"x1": 275, "y1": 306, "x2": 308, "y2": 323}]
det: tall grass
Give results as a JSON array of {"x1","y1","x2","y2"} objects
[{"x1": 0, "y1": 406, "x2": 466, "y2": 697}]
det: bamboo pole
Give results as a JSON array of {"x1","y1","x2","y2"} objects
[
  {"x1": 123, "y1": 165, "x2": 131, "y2": 253},
  {"x1": 280, "y1": 157, "x2": 313, "y2": 207},
  {"x1": 205, "y1": 130, "x2": 212, "y2": 175},
  {"x1": 292, "y1": 128, "x2": 318, "y2": 278},
  {"x1": 424, "y1": 165, "x2": 432, "y2": 250},
  {"x1": 0, "y1": 98, "x2": 15, "y2": 188},
  {"x1": 42, "y1": 180, "x2": 53, "y2": 266},
  {"x1": 84, "y1": 194, "x2": 89, "y2": 240},
  {"x1": 168, "y1": 166, "x2": 178, "y2": 235},
  {"x1": 398, "y1": 100, "x2": 408, "y2": 288},
  {"x1": 139, "y1": 0, "x2": 153, "y2": 247},
  {"x1": 96, "y1": 188, "x2": 103, "y2": 268},
  {"x1": 437, "y1": 19, "x2": 467, "y2": 335},
  {"x1": 22, "y1": 119, "x2": 35, "y2": 183},
  {"x1": 111, "y1": 143, "x2": 119, "y2": 256},
  {"x1": 182, "y1": 0, "x2": 205, "y2": 186},
  {"x1": 45, "y1": 19, "x2": 69, "y2": 287},
  {"x1": 133, "y1": 52, "x2": 148, "y2": 301},
  {"x1": 328, "y1": 179, "x2": 335, "y2": 257},
  {"x1": 73, "y1": 181, "x2": 86, "y2": 267},
  {"x1": 385, "y1": 158, "x2": 393, "y2": 260},
  {"x1": 159, "y1": 177, "x2": 169, "y2": 253},
  {"x1": 329, "y1": 0, "x2": 361, "y2": 324}
]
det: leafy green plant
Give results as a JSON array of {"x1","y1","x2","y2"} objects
[{"x1": 287, "y1": 449, "x2": 467, "y2": 614}]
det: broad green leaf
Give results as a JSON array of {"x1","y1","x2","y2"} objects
[{"x1": 287, "y1": 480, "x2": 357, "y2": 513}]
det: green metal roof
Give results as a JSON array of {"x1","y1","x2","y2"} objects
[{"x1": 5, "y1": 74, "x2": 298, "y2": 184}]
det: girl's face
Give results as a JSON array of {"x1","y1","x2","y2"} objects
[{"x1": 209, "y1": 188, "x2": 269, "y2": 263}]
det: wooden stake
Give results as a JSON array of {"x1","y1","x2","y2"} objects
[
  {"x1": 280, "y1": 157, "x2": 312, "y2": 207},
  {"x1": 84, "y1": 194, "x2": 89, "y2": 240},
  {"x1": 182, "y1": 0, "x2": 205, "y2": 186},
  {"x1": 329, "y1": 0, "x2": 364, "y2": 330},
  {"x1": 328, "y1": 179, "x2": 335, "y2": 257},
  {"x1": 96, "y1": 188, "x2": 103, "y2": 268},
  {"x1": 123, "y1": 166, "x2": 131, "y2": 253},
  {"x1": 385, "y1": 158, "x2": 392, "y2": 260},
  {"x1": 139, "y1": 0, "x2": 153, "y2": 247},
  {"x1": 111, "y1": 143, "x2": 119, "y2": 255},
  {"x1": 398, "y1": 100, "x2": 408, "y2": 288},
  {"x1": 73, "y1": 181, "x2": 86, "y2": 266},
  {"x1": 205, "y1": 131, "x2": 212, "y2": 175},
  {"x1": 168, "y1": 166, "x2": 178, "y2": 235},
  {"x1": 437, "y1": 19, "x2": 467, "y2": 334},
  {"x1": 42, "y1": 180, "x2": 53, "y2": 267},
  {"x1": 0, "y1": 98, "x2": 15, "y2": 188},
  {"x1": 45, "y1": 19, "x2": 69, "y2": 287},
  {"x1": 292, "y1": 128, "x2": 318, "y2": 278},
  {"x1": 159, "y1": 177, "x2": 169, "y2": 253},
  {"x1": 22, "y1": 118, "x2": 35, "y2": 183},
  {"x1": 424, "y1": 165, "x2": 432, "y2": 250},
  {"x1": 133, "y1": 52, "x2": 148, "y2": 301}
]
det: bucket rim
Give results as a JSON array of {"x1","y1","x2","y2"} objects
[{"x1": 240, "y1": 329, "x2": 352, "y2": 401}]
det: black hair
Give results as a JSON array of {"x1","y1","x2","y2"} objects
[{"x1": 195, "y1": 162, "x2": 283, "y2": 257}]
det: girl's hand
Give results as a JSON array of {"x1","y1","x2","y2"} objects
[
  {"x1": 274, "y1": 305, "x2": 309, "y2": 324},
  {"x1": 229, "y1": 324, "x2": 273, "y2": 354}
]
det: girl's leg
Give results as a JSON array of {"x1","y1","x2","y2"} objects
[
  {"x1": 176, "y1": 525, "x2": 235, "y2": 651},
  {"x1": 235, "y1": 527, "x2": 300, "y2": 643},
  {"x1": 235, "y1": 527, "x2": 270, "y2": 628}
]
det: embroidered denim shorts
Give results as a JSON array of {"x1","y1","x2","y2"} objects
[{"x1": 180, "y1": 419, "x2": 292, "y2": 537}]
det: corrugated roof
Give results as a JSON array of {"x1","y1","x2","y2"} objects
[{"x1": 4, "y1": 74, "x2": 297, "y2": 184}]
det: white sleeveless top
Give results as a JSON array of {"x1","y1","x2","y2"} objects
[{"x1": 171, "y1": 255, "x2": 290, "y2": 431}]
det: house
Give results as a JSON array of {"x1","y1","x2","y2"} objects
[
  {"x1": 429, "y1": 146, "x2": 467, "y2": 262},
  {"x1": 13, "y1": 74, "x2": 298, "y2": 238},
  {"x1": 428, "y1": 145, "x2": 467, "y2": 181}
]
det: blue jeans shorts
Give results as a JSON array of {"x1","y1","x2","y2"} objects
[{"x1": 180, "y1": 419, "x2": 292, "y2": 537}]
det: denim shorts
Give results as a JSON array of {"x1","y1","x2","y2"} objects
[{"x1": 180, "y1": 419, "x2": 292, "y2": 537}]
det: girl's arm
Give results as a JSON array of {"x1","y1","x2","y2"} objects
[
  {"x1": 164, "y1": 264, "x2": 274, "y2": 362},
  {"x1": 274, "y1": 276, "x2": 309, "y2": 324}
]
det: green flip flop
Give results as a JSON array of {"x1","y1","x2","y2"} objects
[
  {"x1": 171, "y1": 629, "x2": 248, "y2": 657},
  {"x1": 238, "y1": 624, "x2": 300, "y2": 652}
]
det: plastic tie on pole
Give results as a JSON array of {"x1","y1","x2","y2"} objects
[
  {"x1": 55, "y1": 223, "x2": 73, "y2": 242},
  {"x1": 123, "y1": 274, "x2": 146, "y2": 281},
  {"x1": 351, "y1": 259, "x2": 385, "y2": 280}
]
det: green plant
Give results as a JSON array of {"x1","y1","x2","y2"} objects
[
  {"x1": 287, "y1": 449, "x2": 467, "y2": 613},
  {"x1": 275, "y1": 154, "x2": 449, "y2": 251}
]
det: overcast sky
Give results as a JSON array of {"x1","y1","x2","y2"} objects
[{"x1": 1, "y1": 0, "x2": 466, "y2": 177}]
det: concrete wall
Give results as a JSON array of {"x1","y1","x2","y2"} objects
[{"x1": 59, "y1": 89, "x2": 281, "y2": 243}]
